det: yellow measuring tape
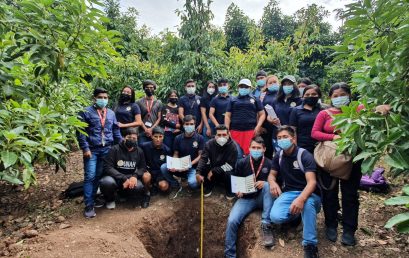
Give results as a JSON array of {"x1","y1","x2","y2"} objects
[{"x1": 200, "y1": 183, "x2": 204, "y2": 258}]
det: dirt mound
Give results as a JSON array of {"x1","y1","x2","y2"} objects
[{"x1": 138, "y1": 198, "x2": 257, "y2": 258}]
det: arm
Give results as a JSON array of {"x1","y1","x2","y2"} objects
[
  {"x1": 103, "y1": 148, "x2": 127, "y2": 182},
  {"x1": 201, "y1": 106, "x2": 210, "y2": 129},
  {"x1": 311, "y1": 111, "x2": 336, "y2": 141},
  {"x1": 191, "y1": 150, "x2": 202, "y2": 166},
  {"x1": 255, "y1": 110, "x2": 266, "y2": 135},
  {"x1": 196, "y1": 144, "x2": 210, "y2": 176},
  {"x1": 178, "y1": 106, "x2": 185, "y2": 121},
  {"x1": 268, "y1": 170, "x2": 282, "y2": 197},
  {"x1": 112, "y1": 115, "x2": 123, "y2": 144},
  {"x1": 134, "y1": 149, "x2": 147, "y2": 178},
  {"x1": 290, "y1": 172, "x2": 317, "y2": 215},
  {"x1": 152, "y1": 111, "x2": 162, "y2": 129},
  {"x1": 120, "y1": 114, "x2": 142, "y2": 128},
  {"x1": 212, "y1": 143, "x2": 237, "y2": 176},
  {"x1": 289, "y1": 108, "x2": 297, "y2": 127},
  {"x1": 209, "y1": 107, "x2": 219, "y2": 127},
  {"x1": 76, "y1": 111, "x2": 90, "y2": 153},
  {"x1": 224, "y1": 112, "x2": 231, "y2": 129}
]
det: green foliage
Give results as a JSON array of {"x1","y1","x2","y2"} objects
[
  {"x1": 224, "y1": 3, "x2": 255, "y2": 50},
  {"x1": 259, "y1": 0, "x2": 295, "y2": 41},
  {"x1": 384, "y1": 185, "x2": 409, "y2": 233}
]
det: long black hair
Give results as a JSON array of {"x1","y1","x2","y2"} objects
[
  {"x1": 167, "y1": 89, "x2": 179, "y2": 102},
  {"x1": 202, "y1": 80, "x2": 218, "y2": 100},
  {"x1": 276, "y1": 81, "x2": 300, "y2": 102},
  {"x1": 328, "y1": 82, "x2": 351, "y2": 97},
  {"x1": 118, "y1": 85, "x2": 136, "y2": 104}
]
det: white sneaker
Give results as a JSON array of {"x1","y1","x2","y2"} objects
[{"x1": 106, "y1": 201, "x2": 116, "y2": 210}]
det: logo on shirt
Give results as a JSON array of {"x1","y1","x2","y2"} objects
[
  {"x1": 193, "y1": 141, "x2": 198, "y2": 148},
  {"x1": 290, "y1": 102, "x2": 297, "y2": 107},
  {"x1": 250, "y1": 98, "x2": 255, "y2": 104},
  {"x1": 196, "y1": 99, "x2": 200, "y2": 105},
  {"x1": 117, "y1": 160, "x2": 136, "y2": 169},
  {"x1": 293, "y1": 161, "x2": 300, "y2": 169},
  {"x1": 117, "y1": 160, "x2": 124, "y2": 166},
  {"x1": 126, "y1": 106, "x2": 132, "y2": 111},
  {"x1": 160, "y1": 155, "x2": 165, "y2": 161}
]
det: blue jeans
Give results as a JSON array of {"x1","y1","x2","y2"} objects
[
  {"x1": 225, "y1": 182, "x2": 274, "y2": 258},
  {"x1": 160, "y1": 163, "x2": 198, "y2": 189},
  {"x1": 270, "y1": 191, "x2": 321, "y2": 246},
  {"x1": 83, "y1": 147, "x2": 110, "y2": 207}
]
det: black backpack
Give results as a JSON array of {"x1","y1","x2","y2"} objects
[{"x1": 62, "y1": 181, "x2": 84, "y2": 199}]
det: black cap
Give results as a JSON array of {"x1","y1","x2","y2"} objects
[{"x1": 256, "y1": 70, "x2": 267, "y2": 78}]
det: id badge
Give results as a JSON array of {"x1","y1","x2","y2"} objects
[{"x1": 145, "y1": 121, "x2": 153, "y2": 128}]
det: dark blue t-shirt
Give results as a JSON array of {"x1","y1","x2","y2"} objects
[
  {"x1": 199, "y1": 95, "x2": 216, "y2": 117},
  {"x1": 272, "y1": 147, "x2": 316, "y2": 192},
  {"x1": 289, "y1": 104, "x2": 322, "y2": 153},
  {"x1": 210, "y1": 95, "x2": 231, "y2": 125},
  {"x1": 272, "y1": 97, "x2": 302, "y2": 126},
  {"x1": 179, "y1": 94, "x2": 202, "y2": 126},
  {"x1": 227, "y1": 95, "x2": 263, "y2": 131},
  {"x1": 141, "y1": 142, "x2": 171, "y2": 171},
  {"x1": 115, "y1": 103, "x2": 141, "y2": 124},
  {"x1": 173, "y1": 132, "x2": 204, "y2": 162}
]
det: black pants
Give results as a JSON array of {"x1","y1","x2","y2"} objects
[
  {"x1": 99, "y1": 175, "x2": 144, "y2": 202},
  {"x1": 261, "y1": 130, "x2": 274, "y2": 159},
  {"x1": 202, "y1": 166, "x2": 232, "y2": 195},
  {"x1": 320, "y1": 161, "x2": 362, "y2": 233}
]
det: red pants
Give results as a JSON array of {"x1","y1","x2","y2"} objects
[{"x1": 230, "y1": 130, "x2": 254, "y2": 155}]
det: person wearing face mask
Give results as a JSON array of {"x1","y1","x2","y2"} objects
[
  {"x1": 297, "y1": 77, "x2": 313, "y2": 97},
  {"x1": 77, "y1": 88, "x2": 122, "y2": 218},
  {"x1": 195, "y1": 125, "x2": 238, "y2": 199},
  {"x1": 261, "y1": 75, "x2": 281, "y2": 158},
  {"x1": 200, "y1": 81, "x2": 218, "y2": 141},
  {"x1": 289, "y1": 85, "x2": 323, "y2": 153},
  {"x1": 161, "y1": 115, "x2": 204, "y2": 199},
  {"x1": 136, "y1": 80, "x2": 163, "y2": 145},
  {"x1": 178, "y1": 79, "x2": 203, "y2": 131},
  {"x1": 253, "y1": 70, "x2": 268, "y2": 100},
  {"x1": 268, "y1": 126, "x2": 320, "y2": 258},
  {"x1": 225, "y1": 79, "x2": 266, "y2": 155},
  {"x1": 271, "y1": 75, "x2": 302, "y2": 127},
  {"x1": 160, "y1": 90, "x2": 181, "y2": 153},
  {"x1": 99, "y1": 128, "x2": 151, "y2": 210},
  {"x1": 115, "y1": 85, "x2": 143, "y2": 136},
  {"x1": 224, "y1": 137, "x2": 275, "y2": 258}
]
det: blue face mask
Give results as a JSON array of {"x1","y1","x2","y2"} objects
[
  {"x1": 96, "y1": 98, "x2": 108, "y2": 108},
  {"x1": 238, "y1": 88, "x2": 250, "y2": 96},
  {"x1": 268, "y1": 84, "x2": 279, "y2": 92},
  {"x1": 250, "y1": 149, "x2": 263, "y2": 160},
  {"x1": 277, "y1": 138, "x2": 293, "y2": 150},
  {"x1": 218, "y1": 86, "x2": 228, "y2": 94},
  {"x1": 283, "y1": 85, "x2": 294, "y2": 95},
  {"x1": 299, "y1": 88, "x2": 305, "y2": 96},
  {"x1": 256, "y1": 80, "x2": 266, "y2": 88},
  {"x1": 184, "y1": 125, "x2": 195, "y2": 134},
  {"x1": 331, "y1": 96, "x2": 350, "y2": 108}
]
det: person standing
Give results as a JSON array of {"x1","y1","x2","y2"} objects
[
  {"x1": 77, "y1": 88, "x2": 122, "y2": 218},
  {"x1": 297, "y1": 77, "x2": 313, "y2": 97},
  {"x1": 115, "y1": 85, "x2": 142, "y2": 136},
  {"x1": 272, "y1": 75, "x2": 302, "y2": 126},
  {"x1": 209, "y1": 78, "x2": 231, "y2": 127},
  {"x1": 200, "y1": 81, "x2": 218, "y2": 141},
  {"x1": 178, "y1": 79, "x2": 203, "y2": 132},
  {"x1": 160, "y1": 90, "x2": 181, "y2": 154},
  {"x1": 225, "y1": 79, "x2": 265, "y2": 155},
  {"x1": 136, "y1": 80, "x2": 162, "y2": 145},
  {"x1": 253, "y1": 70, "x2": 268, "y2": 100}
]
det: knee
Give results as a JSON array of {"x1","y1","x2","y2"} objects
[
  {"x1": 158, "y1": 180, "x2": 169, "y2": 192},
  {"x1": 142, "y1": 172, "x2": 151, "y2": 184},
  {"x1": 188, "y1": 178, "x2": 198, "y2": 189},
  {"x1": 227, "y1": 214, "x2": 241, "y2": 228},
  {"x1": 99, "y1": 176, "x2": 116, "y2": 189},
  {"x1": 270, "y1": 209, "x2": 287, "y2": 224},
  {"x1": 160, "y1": 164, "x2": 168, "y2": 174}
]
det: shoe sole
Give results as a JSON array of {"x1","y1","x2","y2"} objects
[
  {"x1": 170, "y1": 187, "x2": 183, "y2": 199},
  {"x1": 204, "y1": 192, "x2": 212, "y2": 197}
]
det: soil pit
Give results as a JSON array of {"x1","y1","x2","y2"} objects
[{"x1": 138, "y1": 198, "x2": 257, "y2": 258}]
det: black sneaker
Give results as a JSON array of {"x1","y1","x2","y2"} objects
[
  {"x1": 225, "y1": 192, "x2": 235, "y2": 201},
  {"x1": 94, "y1": 196, "x2": 105, "y2": 208},
  {"x1": 261, "y1": 223, "x2": 275, "y2": 247},
  {"x1": 325, "y1": 227, "x2": 337, "y2": 242},
  {"x1": 341, "y1": 230, "x2": 356, "y2": 246},
  {"x1": 84, "y1": 205, "x2": 96, "y2": 218},
  {"x1": 204, "y1": 186, "x2": 213, "y2": 197},
  {"x1": 304, "y1": 245, "x2": 319, "y2": 258},
  {"x1": 141, "y1": 193, "x2": 150, "y2": 208}
]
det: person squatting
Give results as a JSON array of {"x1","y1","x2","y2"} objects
[{"x1": 77, "y1": 72, "x2": 390, "y2": 258}]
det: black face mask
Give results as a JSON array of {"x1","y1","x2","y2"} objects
[
  {"x1": 145, "y1": 89, "x2": 154, "y2": 97},
  {"x1": 125, "y1": 139, "x2": 138, "y2": 149},
  {"x1": 169, "y1": 98, "x2": 178, "y2": 104},
  {"x1": 304, "y1": 97, "x2": 319, "y2": 106},
  {"x1": 119, "y1": 93, "x2": 131, "y2": 103}
]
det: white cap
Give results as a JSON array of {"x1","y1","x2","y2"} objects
[{"x1": 238, "y1": 78, "x2": 252, "y2": 87}]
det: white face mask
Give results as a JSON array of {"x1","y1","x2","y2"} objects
[
  {"x1": 216, "y1": 136, "x2": 228, "y2": 146},
  {"x1": 207, "y1": 88, "x2": 215, "y2": 95},
  {"x1": 186, "y1": 87, "x2": 196, "y2": 95}
]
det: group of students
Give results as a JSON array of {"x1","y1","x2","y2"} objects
[{"x1": 76, "y1": 71, "x2": 383, "y2": 258}]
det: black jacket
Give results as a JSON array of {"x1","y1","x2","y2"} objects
[
  {"x1": 103, "y1": 142, "x2": 146, "y2": 183},
  {"x1": 196, "y1": 138, "x2": 238, "y2": 176}
]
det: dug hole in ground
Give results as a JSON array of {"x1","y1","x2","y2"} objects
[{"x1": 0, "y1": 151, "x2": 408, "y2": 258}]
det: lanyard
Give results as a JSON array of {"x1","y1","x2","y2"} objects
[
  {"x1": 146, "y1": 98, "x2": 154, "y2": 117},
  {"x1": 96, "y1": 108, "x2": 107, "y2": 128},
  {"x1": 250, "y1": 156, "x2": 265, "y2": 180}
]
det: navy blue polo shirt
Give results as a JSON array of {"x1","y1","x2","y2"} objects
[
  {"x1": 272, "y1": 97, "x2": 302, "y2": 125},
  {"x1": 272, "y1": 147, "x2": 316, "y2": 193},
  {"x1": 173, "y1": 132, "x2": 204, "y2": 162},
  {"x1": 199, "y1": 95, "x2": 215, "y2": 117},
  {"x1": 115, "y1": 103, "x2": 141, "y2": 124},
  {"x1": 289, "y1": 104, "x2": 322, "y2": 153},
  {"x1": 179, "y1": 94, "x2": 202, "y2": 126},
  {"x1": 141, "y1": 142, "x2": 171, "y2": 171},
  {"x1": 210, "y1": 95, "x2": 231, "y2": 125},
  {"x1": 227, "y1": 95, "x2": 263, "y2": 131}
]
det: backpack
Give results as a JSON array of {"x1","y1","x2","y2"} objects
[
  {"x1": 61, "y1": 181, "x2": 84, "y2": 199},
  {"x1": 359, "y1": 167, "x2": 390, "y2": 193},
  {"x1": 279, "y1": 148, "x2": 306, "y2": 172}
]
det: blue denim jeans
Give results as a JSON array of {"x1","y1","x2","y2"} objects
[
  {"x1": 270, "y1": 191, "x2": 321, "y2": 246},
  {"x1": 225, "y1": 182, "x2": 274, "y2": 258},
  {"x1": 160, "y1": 163, "x2": 198, "y2": 189},
  {"x1": 83, "y1": 147, "x2": 110, "y2": 207}
]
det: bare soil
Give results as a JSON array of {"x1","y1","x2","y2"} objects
[{"x1": 1, "y1": 151, "x2": 409, "y2": 258}]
